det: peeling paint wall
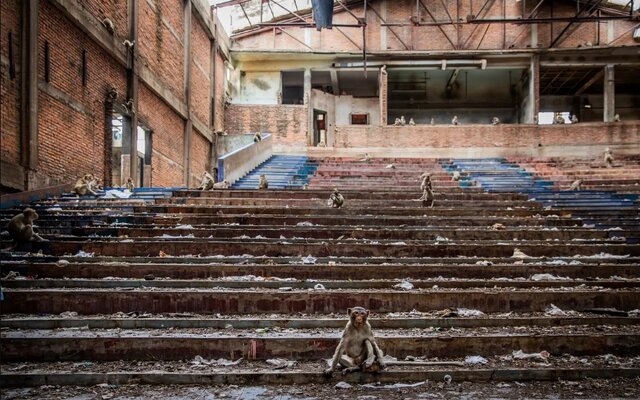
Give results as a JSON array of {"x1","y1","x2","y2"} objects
[{"x1": 235, "y1": 71, "x2": 280, "y2": 104}]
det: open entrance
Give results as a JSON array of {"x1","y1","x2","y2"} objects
[
  {"x1": 136, "y1": 125, "x2": 152, "y2": 187},
  {"x1": 281, "y1": 70, "x2": 304, "y2": 104},
  {"x1": 387, "y1": 68, "x2": 525, "y2": 124},
  {"x1": 313, "y1": 109, "x2": 327, "y2": 146},
  {"x1": 109, "y1": 109, "x2": 152, "y2": 188}
]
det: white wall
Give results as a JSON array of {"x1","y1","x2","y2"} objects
[
  {"x1": 335, "y1": 96, "x2": 380, "y2": 126},
  {"x1": 235, "y1": 71, "x2": 280, "y2": 104}
]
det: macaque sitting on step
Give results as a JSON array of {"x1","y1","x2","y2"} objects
[
  {"x1": 73, "y1": 174, "x2": 98, "y2": 196},
  {"x1": 603, "y1": 147, "x2": 614, "y2": 168},
  {"x1": 124, "y1": 177, "x2": 135, "y2": 192},
  {"x1": 197, "y1": 171, "x2": 215, "y2": 190},
  {"x1": 212, "y1": 179, "x2": 230, "y2": 189},
  {"x1": 8, "y1": 208, "x2": 47, "y2": 245},
  {"x1": 328, "y1": 188, "x2": 344, "y2": 208},
  {"x1": 258, "y1": 174, "x2": 268, "y2": 189},
  {"x1": 324, "y1": 307, "x2": 386, "y2": 375}
]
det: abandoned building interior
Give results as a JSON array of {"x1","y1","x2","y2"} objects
[{"x1": 1, "y1": 0, "x2": 640, "y2": 397}]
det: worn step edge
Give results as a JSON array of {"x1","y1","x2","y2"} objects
[
  {"x1": 2, "y1": 317, "x2": 638, "y2": 330},
  {"x1": 2, "y1": 368, "x2": 640, "y2": 387}
]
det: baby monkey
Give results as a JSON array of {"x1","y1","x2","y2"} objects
[
  {"x1": 197, "y1": 171, "x2": 215, "y2": 190},
  {"x1": 8, "y1": 208, "x2": 47, "y2": 245},
  {"x1": 325, "y1": 307, "x2": 386, "y2": 375},
  {"x1": 73, "y1": 174, "x2": 98, "y2": 196},
  {"x1": 328, "y1": 188, "x2": 344, "y2": 208},
  {"x1": 258, "y1": 174, "x2": 269, "y2": 189}
]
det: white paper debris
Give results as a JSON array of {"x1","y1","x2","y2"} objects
[
  {"x1": 296, "y1": 221, "x2": 314, "y2": 227},
  {"x1": 266, "y1": 358, "x2": 297, "y2": 369},
  {"x1": 457, "y1": 308, "x2": 485, "y2": 317},
  {"x1": 191, "y1": 355, "x2": 242, "y2": 367},
  {"x1": 313, "y1": 284, "x2": 326, "y2": 290},
  {"x1": 103, "y1": 189, "x2": 132, "y2": 199},
  {"x1": 512, "y1": 350, "x2": 550, "y2": 361},
  {"x1": 464, "y1": 356, "x2": 488, "y2": 365},
  {"x1": 393, "y1": 280, "x2": 414, "y2": 290},
  {"x1": 512, "y1": 248, "x2": 531, "y2": 258},
  {"x1": 302, "y1": 255, "x2": 317, "y2": 264},
  {"x1": 361, "y1": 381, "x2": 427, "y2": 389},
  {"x1": 335, "y1": 382, "x2": 352, "y2": 389},
  {"x1": 175, "y1": 224, "x2": 194, "y2": 229},
  {"x1": 530, "y1": 273, "x2": 571, "y2": 281},
  {"x1": 544, "y1": 304, "x2": 567, "y2": 316},
  {"x1": 73, "y1": 250, "x2": 95, "y2": 257}
]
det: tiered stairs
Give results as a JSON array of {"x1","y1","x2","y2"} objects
[{"x1": 232, "y1": 155, "x2": 318, "y2": 189}]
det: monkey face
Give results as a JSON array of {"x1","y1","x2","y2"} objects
[
  {"x1": 348, "y1": 307, "x2": 369, "y2": 327},
  {"x1": 23, "y1": 208, "x2": 39, "y2": 222}
]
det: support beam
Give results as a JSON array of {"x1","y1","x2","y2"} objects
[
  {"x1": 603, "y1": 64, "x2": 615, "y2": 122},
  {"x1": 183, "y1": 0, "x2": 193, "y2": 186},
  {"x1": 127, "y1": 0, "x2": 140, "y2": 187},
  {"x1": 330, "y1": 69, "x2": 340, "y2": 95},
  {"x1": 379, "y1": 66, "x2": 388, "y2": 126},
  {"x1": 526, "y1": 55, "x2": 540, "y2": 124},
  {"x1": 575, "y1": 69, "x2": 604, "y2": 96},
  {"x1": 20, "y1": 0, "x2": 39, "y2": 175},
  {"x1": 304, "y1": 68, "x2": 312, "y2": 146}
]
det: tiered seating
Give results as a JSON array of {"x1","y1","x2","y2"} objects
[
  {"x1": 1, "y1": 157, "x2": 639, "y2": 390},
  {"x1": 232, "y1": 155, "x2": 318, "y2": 189}
]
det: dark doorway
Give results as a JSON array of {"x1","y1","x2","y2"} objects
[{"x1": 313, "y1": 109, "x2": 327, "y2": 146}]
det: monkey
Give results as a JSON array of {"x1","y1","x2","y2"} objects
[
  {"x1": 613, "y1": 114, "x2": 621, "y2": 122},
  {"x1": 7, "y1": 208, "x2": 47, "y2": 245},
  {"x1": 123, "y1": 98, "x2": 135, "y2": 114},
  {"x1": 491, "y1": 117, "x2": 501, "y2": 125},
  {"x1": 553, "y1": 113, "x2": 565, "y2": 124},
  {"x1": 258, "y1": 174, "x2": 268, "y2": 189},
  {"x1": 417, "y1": 172, "x2": 435, "y2": 208},
  {"x1": 73, "y1": 174, "x2": 98, "y2": 196},
  {"x1": 567, "y1": 179, "x2": 582, "y2": 191},
  {"x1": 603, "y1": 147, "x2": 614, "y2": 168},
  {"x1": 253, "y1": 132, "x2": 262, "y2": 142},
  {"x1": 123, "y1": 39, "x2": 135, "y2": 49},
  {"x1": 324, "y1": 307, "x2": 386, "y2": 376},
  {"x1": 124, "y1": 177, "x2": 135, "y2": 192},
  {"x1": 451, "y1": 116, "x2": 459, "y2": 125},
  {"x1": 359, "y1": 153, "x2": 371, "y2": 163},
  {"x1": 408, "y1": 118, "x2": 415, "y2": 126},
  {"x1": 212, "y1": 179, "x2": 230, "y2": 189},
  {"x1": 430, "y1": 117, "x2": 435, "y2": 125},
  {"x1": 451, "y1": 171, "x2": 461, "y2": 181},
  {"x1": 394, "y1": 118, "x2": 401, "y2": 126},
  {"x1": 328, "y1": 188, "x2": 344, "y2": 208},
  {"x1": 399, "y1": 116, "x2": 406, "y2": 126},
  {"x1": 570, "y1": 114, "x2": 579, "y2": 124},
  {"x1": 101, "y1": 18, "x2": 115, "y2": 34},
  {"x1": 107, "y1": 87, "x2": 118, "y2": 101},
  {"x1": 197, "y1": 171, "x2": 215, "y2": 190},
  {"x1": 92, "y1": 178, "x2": 104, "y2": 191}
]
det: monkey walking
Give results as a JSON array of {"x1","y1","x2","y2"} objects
[
  {"x1": 197, "y1": 171, "x2": 215, "y2": 190},
  {"x1": 253, "y1": 132, "x2": 263, "y2": 142},
  {"x1": 325, "y1": 307, "x2": 386, "y2": 375},
  {"x1": 567, "y1": 179, "x2": 582, "y2": 191},
  {"x1": 73, "y1": 174, "x2": 99, "y2": 196},
  {"x1": 7, "y1": 208, "x2": 47, "y2": 246},
  {"x1": 258, "y1": 174, "x2": 269, "y2": 189},
  {"x1": 328, "y1": 188, "x2": 344, "y2": 208}
]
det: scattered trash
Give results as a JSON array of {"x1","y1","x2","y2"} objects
[
  {"x1": 191, "y1": 355, "x2": 242, "y2": 367},
  {"x1": 393, "y1": 280, "x2": 414, "y2": 290},
  {"x1": 475, "y1": 260, "x2": 493, "y2": 266},
  {"x1": 301, "y1": 255, "x2": 317, "y2": 264},
  {"x1": 313, "y1": 283, "x2": 326, "y2": 290},
  {"x1": 436, "y1": 308, "x2": 458, "y2": 318},
  {"x1": 435, "y1": 236, "x2": 449, "y2": 242},
  {"x1": 103, "y1": 189, "x2": 132, "y2": 199},
  {"x1": 390, "y1": 241, "x2": 407, "y2": 245},
  {"x1": 74, "y1": 250, "x2": 95, "y2": 257},
  {"x1": 266, "y1": 358, "x2": 297, "y2": 369},
  {"x1": 335, "y1": 381, "x2": 352, "y2": 389},
  {"x1": 457, "y1": 308, "x2": 485, "y2": 317},
  {"x1": 279, "y1": 287, "x2": 293, "y2": 291},
  {"x1": 489, "y1": 223, "x2": 506, "y2": 230},
  {"x1": 2, "y1": 271, "x2": 20, "y2": 280},
  {"x1": 159, "y1": 251, "x2": 170, "y2": 257},
  {"x1": 511, "y1": 248, "x2": 531, "y2": 258},
  {"x1": 512, "y1": 350, "x2": 550, "y2": 362},
  {"x1": 59, "y1": 311, "x2": 78, "y2": 318},
  {"x1": 529, "y1": 273, "x2": 571, "y2": 281},
  {"x1": 583, "y1": 308, "x2": 628, "y2": 317},
  {"x1": 175, "y1": 224, "x2": 194, "y2": 229},
  {"x1": 628, "y1": 309, "x2": 640, "y2": 317},
  {"x1": 443, "y1": 374, "x2": 452, "y2": 384},
  {"x1": 46, "y1": 206, "x2": 63, "y2": 211},
  {"x1": 296, "y1": 221, "x2": 314, "y2": 227},
  {"x1": 144, "y1": 274, "x2": 155, "y2": 281},
  {"x1": 544, "y1": 304, "x2": 567, "y2": 316},
  {"x1": 361, "y1": 381, "x2": 427, "y2": 389},
  {"x1": 465, "y1": 355, "x2": 488, "y2": 365}
]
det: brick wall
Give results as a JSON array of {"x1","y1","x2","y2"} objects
[
  {"x1": 233, "y1": 0, "x2": 638, "y2": 51},
  {"x1": 189, "y1": 130, "x2": 211, "y2": 186},
  {"x1": 82, "y1": 0, "x2": 129, "y2": 40},
  {"x1": 0, "y1": 0, "x2": 21, "y2": 166},
  {"x1": 190, "y1": 17, "x2": 210, "y2": 125},
  {"x1": 213, "y1": 49, "x2": 225, "y2": 131},
  {"x1": 138, "y1": 83, "x2": 184, "y2": 187},
  {"x1": 334, "y1": 122, "x2": 640, "y2": 148},
  {"x1": 225, "y1": 104, "x2": 308, "y2": 147}
]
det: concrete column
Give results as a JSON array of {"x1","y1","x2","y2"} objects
[
  {"x1": 127, "y1": 0, "x2": 140, "y2": 186},
  {"x1": 20, "y1": 0, "x2": 39, "y2": 178},
  {"x1": 603, "y1": 64, "x2": 615, "y2": 122},
  {"x1": 525, "y1": 55, "x2": 540, "y2": 124},
  {"x1": 379, "y1": 66, "x2": 388, "y2": 126},
  {"x1": 304, "y1": 68, "x2": 312, "y2": 146},
  {"x1": 183, "y1": 0, "x2": 193, "y2": 186}
]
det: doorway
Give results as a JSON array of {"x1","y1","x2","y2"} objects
[{"x1": 313, "y1": 110, "x2": 327, "y2": 146}]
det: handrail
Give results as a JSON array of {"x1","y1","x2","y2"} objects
[{"x1": 217, "y1": 133, "x2": 273, "y2": 184}]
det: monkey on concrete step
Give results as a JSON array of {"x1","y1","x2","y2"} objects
[
  {"x1": 73, "y1": 174, "x2": 99, "y2": 196},
  {"x1": 328, "y1": 188, "x2": 344, "y2": 208},
  {"x1": 417, "y1": 172, "x2": 435, "y2": 208},
  {"x1": 197, "y1": 171, "x2": 215, "y2": 190},
  {"x1": 258, "y1": 175, "x2": 269, "y2": 189},
  {"x1": 212, "y1": 179, "x2": 230, "y2": 189},
  {"x1": 7, "y1": 208, "x2": 47, "y2": 246},
  {"x1": 603, "y1": 147, "x2": 614, "y2": 168},
  {"x1": 325, "y1": 307, "x2": 386, "y2": 375},
  {"x1": 124, "y1": 177, "x2": 135, "y2": 192}
]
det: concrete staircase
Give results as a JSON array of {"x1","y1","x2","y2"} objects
[
  {"x1": 232, "y1": 155, "x2": 318, "y2": 189},
  {"x1": 1, "y1": 157, "x2": 639, "y2": 392}
]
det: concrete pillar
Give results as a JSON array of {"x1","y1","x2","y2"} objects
[
  {"x1": 603, "y1": 64, "x2": 615, "y2": 122},
  {"x1": 183, "y1": 0, "x2": 193, "y2": 186},
  {"x1": 127, "y1": 0, "x2": 140, "y2": 186},
  {"x1": 525, "y1": 55, "x2": 540, "y2": 124},
  {"x1": 304, "y1": 68, "x2": 312, "y2": 146},
  {"x1": 379, "y1": 66, "x2": 388, "y2": 126},
  {"x1": 20, "y1": 0, "x2": 39, "y2": 179}
]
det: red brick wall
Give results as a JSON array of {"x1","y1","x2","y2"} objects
[
  {"x1": 190, "y1": 131, "x2": 211, "y2": 186},
  {"x1": 138, "y1": 84, "x2": 184, "y2": 187},
  {"x1": 81, "y1": 0, "x2": 129, "y2": 39},
  {"x1": 213, "y1": 49, "x2": 225, "y2": 132},
  {"x1": 233, "y1": 0, "x2": 638, "y2": 51},
  {"x1": 225, "y1": 104, "x2": 308, "y2": 147},
  {"x1": 36, "y1": 0, "x2": 128, "y2": 184},
  {"x1": 138, "y1": 0, "x2": 184, "y2": 101},
  {"x1": 334, "y1": 122, "x2": 640, "y2": 148},
  {"x1": 0, "y1": 0, "x2": 21, "y2": 165},
  {"x1": 190, "y1": 17, "x2": 210, "y2": 125}
]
